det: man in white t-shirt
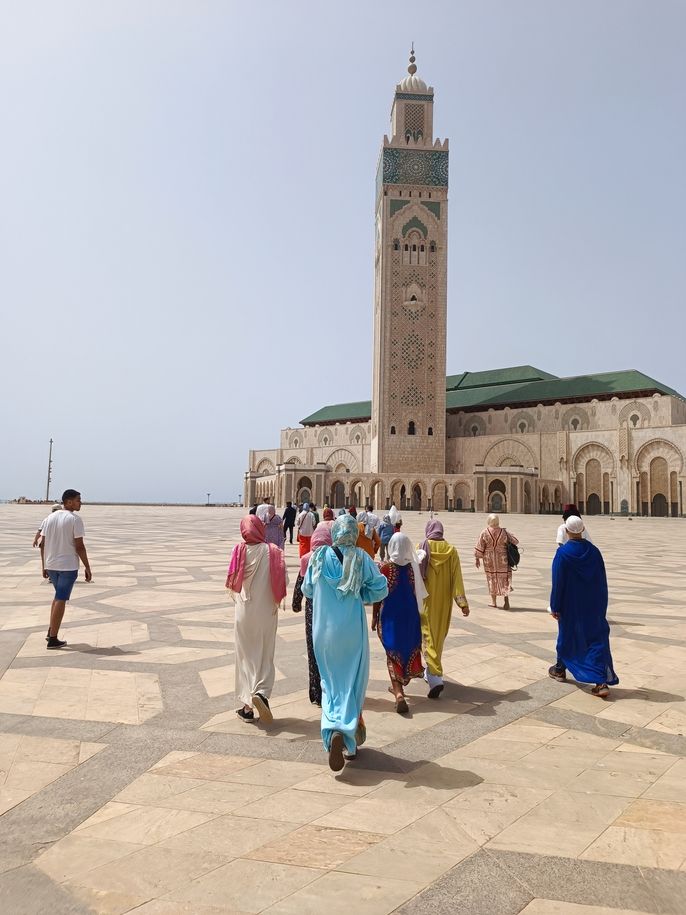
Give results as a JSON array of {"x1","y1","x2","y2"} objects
[
  {"x1": 296, "y1": 502, "x2": 316, "y2": 558},
  {"x1": 40, "y1": 488, "x2": 92, "y2": 649}
]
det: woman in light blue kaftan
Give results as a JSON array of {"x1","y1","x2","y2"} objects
[{"x1": 303, "y1": 514, "x2": 388, "y2": 768}]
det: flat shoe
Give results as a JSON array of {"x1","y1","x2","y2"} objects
[
  {"x1": 236, "y1": 708, "x2": 254, "y2": 721},
  {"x1": 548, "y1": 665, "x2": 567, "y2": 682},
  {"x1": 252, "y1": 693, "x2": 273, "y2": 724},
  {"x1": 329, "y1": 732, "x2": 345, "y2": 772},
  {"x1": 592, "y1": 684, "x2": 610, "y2": 699},
  {"x1": 427, "y1": 684, "x2": 444, "y2": 700},
  {"x1": 395, "y1": 697, "x2": 409, "y2": 714}
]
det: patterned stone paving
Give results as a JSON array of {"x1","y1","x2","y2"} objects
[{"x1": 0, "y1": 504, "x2": 685, "y2": 914}]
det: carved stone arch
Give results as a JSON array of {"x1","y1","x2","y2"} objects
[
  {"x1": 367, "y1": 479, "x2": 384, "y2": 508},
  {"x1": 561, "y1": 406, "x2": 590, "y2": 431},
  {"x1": 288, "y1": 431, "x2": 303, "y2": 448},
  {"x1": 392, "y1": 203, "x2": 440, "y2": 235},
  {"x1": 483, "y1": 438, "x2": 537, "y2": 468},
  {"x1": 634, "y1": 438, "x2": 683, "y2": 475},
  {"x1": 572, "y1": 442, "x2": 615, "y2": 475},
  {"x1": 255, "y1": 458, "x2": 276, "y2": 475},
  {"x1": 465, "y1": 415, "x2": 487, "y2": 437},
  {"x1": 348, "y1": 425, "x2": 366, "y2": 446},
  {"x1": 453, "y1": 481, "x2": 470, "y2": 510},
  {"x1": 317, "y1": 428, "x2": 333, "y2": 446},
  {"x1": 285, "y1": 456, "x2": 302, "y2": 465},
  {"x1": 325, "y1": 448, "x2": 359, "y2": 473},
  {"x1": 619, "y1": 400, "x2": 651, "y2": 428},
  {"x1": 509, "y1": 410, "x2": 536, "y2": 434}
]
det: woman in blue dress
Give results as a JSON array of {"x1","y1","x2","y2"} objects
[
  {"x1": 303, "y1": 514, "x2": 388, "y2": 771},
  {"x1": 372, "y1": 532, "x2": 426, "y2": 713}
]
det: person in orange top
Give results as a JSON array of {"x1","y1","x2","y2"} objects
[{"x1": 356, "y1": 511, "x2": 381, "y2": 558}]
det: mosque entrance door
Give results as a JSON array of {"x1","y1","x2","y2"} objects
[
  {"x1": 411, "y1": 484, "x2": 422, "y2": 511},
  {"x1": 651, "y1": 493, "x2": 668, "y2": 517},
  {"x1": 586, "y1": 493, "x2": 601, "y2": 515},
  {"x1": 331, "y1": 481, "x2": 345, "y2": 508}
]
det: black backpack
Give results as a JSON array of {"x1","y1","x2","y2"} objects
[{"x1": 506, "y1": 538, "x2": 520, "y2": 570}]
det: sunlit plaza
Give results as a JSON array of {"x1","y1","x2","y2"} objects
[{"x1": 1, "y1": 505, "x2": 685, "y2": 914}]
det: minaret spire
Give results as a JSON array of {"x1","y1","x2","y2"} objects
[{"x1": 408, "y1": 44, "x2": 417, "y2": 76}]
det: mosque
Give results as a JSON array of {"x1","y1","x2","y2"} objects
[{"x1": 245, "y1": 53, "x2": 686, "y2": 518}]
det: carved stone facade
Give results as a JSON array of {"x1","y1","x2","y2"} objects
[{"x1": 244, "y1": 56, "x2": 686, "y2": 518}]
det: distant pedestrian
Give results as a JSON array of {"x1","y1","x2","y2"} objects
[
  {"x1": 474, "y1": 514, "x2": 518, "y2": 610},
  {"x1": 292, "y1": 524, "x2": 333, "y2": 706},
  {"x1": 356, "y1": 511, "x2": 381, "y2": 558},
  {"x1": 557, "y1": 504, "x2": 592, "y2": 546},
  {"x1": 296, "y1": 502, "x2": 317, "y2": 558},
  {"x1": 389, "y1": 505, "x2": 402, "y2": 531},
  {"x1": 311, "y1": 503, "x2": 320, "y2": 526},
  {"x1": 249, "y1": 503, "x2": 258, "y2": 515},
  {"x1": 303, "y1": 514, "x2": 388, "y2": 770},
  {"x1": 373, "y1": 533, "x2": 426, "y2": 713},
  {"x1": 40, "y1": 489, "x2": 92, "y2": 649},
  {"x1": 322, "y1": 507, "x2": 335, "y2": 522},
  {"x1": 263, "y1": 505, "x2": 285, "y2": 550},
  {"x1": 418, "y1": 520, "x2": 470, "y2": 698},
  {"x1": 348, "y1": 505, "x2": 357, "y2": 518},
  {"x1": 377, "y1": 513, "x2": 394, "y2": 561},
  {"x1": 365, "y1": 504, "x2": 380, "y2": 531},
  {"x1": 548, "y1": 516, "x2": 617, "y2": 698},
  {"x1": 282, "y1": 501, "x2": 297, "y2": 544},
  {"x1": 226, "y1": 515, "x2": 287, "y2": 723}
]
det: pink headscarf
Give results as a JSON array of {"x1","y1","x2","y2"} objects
[
  {"x1": 226, "y1": 516, "x2": 287, "y2": 602},
  {"x1": 299, "y1": 524, "x2": 334, "y2": 577},
  {"x1": 419, "y1": 520, "x2": 444, "y2": 580}
]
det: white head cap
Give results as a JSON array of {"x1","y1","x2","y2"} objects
[{"x1": 565, "y1": 515, "x2": 585, "y2": 534}]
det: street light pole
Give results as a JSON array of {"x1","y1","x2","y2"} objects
[
  {"x1": 206, "y1": 492, "x2": 211, "y2": 506},
  {"x1": 45, "y1": 438, "x2": 54, "y2": 502}
]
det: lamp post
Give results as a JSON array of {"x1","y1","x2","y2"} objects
[
  {"x1": 206, "y1": 492, "x2": 211, "y2": 506},
  {"x1": 45, "y1": 438, "x2": 53, "y2": 502}
]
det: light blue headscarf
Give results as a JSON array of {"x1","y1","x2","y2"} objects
[{"x1": 309, "y1": 513, "x2": 365, "y2": 599}]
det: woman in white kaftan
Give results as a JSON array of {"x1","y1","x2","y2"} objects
[{"x1": 227, "y1": 515, "x2": 287, "y2": 723}]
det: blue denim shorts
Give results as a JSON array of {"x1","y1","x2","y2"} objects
[{"x1": 47, "y1": 569, "x2": 78, "y2": 601}]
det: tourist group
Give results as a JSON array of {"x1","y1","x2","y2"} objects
[{"x1": 33, "y1": 492, "x2": 618, "y2": 774}]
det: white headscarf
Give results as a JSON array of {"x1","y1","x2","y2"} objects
[
  {"x1": 389, "y1": 505, "x2": 401, "y2": 526},
  {"x1": 387, "y1": 532, "x2": 428, "y2": 603},
  {"x1": 256, "y1": 503, "x2": 270, "y2": 523}
]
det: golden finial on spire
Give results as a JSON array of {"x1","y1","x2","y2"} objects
[{"x1": 408, "y1": 44, "x2": 417, "y2": 76}]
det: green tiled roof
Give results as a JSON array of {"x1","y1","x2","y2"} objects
[
  {"x1": 300, "y1": 400, "x2": 372, "y2": 426},
  {"x1": 300, "y1": 367, "x2": 684, "y2": 425},
  {"x1": 446, "y1": 365, "x2": 557, "y2": 390}
]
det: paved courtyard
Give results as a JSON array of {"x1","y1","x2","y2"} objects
[{"x1": 1, "y1": 505, "x2": 685, "y2": 915}]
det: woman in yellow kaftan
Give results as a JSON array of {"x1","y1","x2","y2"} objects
[{"x1": 417, "y1": 520, "x2": 469, "y2": 698}]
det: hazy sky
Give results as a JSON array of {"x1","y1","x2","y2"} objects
[{"x1": 2, "y1": 1, "x2": 684, "y2": 503}]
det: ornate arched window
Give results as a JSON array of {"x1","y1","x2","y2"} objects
[
  {"x1": 408, "y1": 421, "x2": 416, "y2": 436},
  {"x1": 390, "y1": 425, "x2": 396, "y2": 435},
  {"x1": 428, "y1": 426, "x2": 433, "y2": 436}
]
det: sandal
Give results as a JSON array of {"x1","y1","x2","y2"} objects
[
  {"x1": 329, "y1": 732, "x2": 345, "y2": 772},
  {"x1": 355, "y1": 718, "x2": 366, "y2": 747},
  {"x1": 591, "y1": 684, "x2": 610, "y2": 699},
  {"x1": 395, "y1": 697, "x2": 409, "y2": 714}
]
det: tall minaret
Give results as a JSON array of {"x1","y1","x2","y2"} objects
[{"x1": 370, "y1": 48, "x2": 449, "y2": 476}]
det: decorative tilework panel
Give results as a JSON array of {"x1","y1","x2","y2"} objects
[
  {"x1": 382, "y1": 148, "x2": 449, "y2": 188},
  {"x1": 401, "y1": 216, "x2": 428, "y2": 238},
  {"x1": 395, "y1": 92, "x2": 434, "y2": 101},
  {"x1": 390, "y1": 199, "x2": 411, "y2": 217},
  {"x1": 421, "y1": 201, "x2": 441, "y2": 219}
]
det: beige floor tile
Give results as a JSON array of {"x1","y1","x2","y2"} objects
[
  {"x1": 442, "y1": 783, "x2": 554, "y2": 845},
  {"x1": 151, "y1": 752, "x2": 261, "y2": 781},
  {"x1": 581, "y1": 825, "x2": 686, "y2": 870},
  {"x1": 449, "y1": 736, "x2": 538, "y2": 760},
  {"x1": 487, "y1": 790, "x2": 630, "y2": 858},
  {"x1": 313, "y1": 781, "x2": 441, "y2": 835},
  {"x1": 292, "y1": 768, "x2": 396, "y2": 797},
  {"x1": 67, "y1": 883, "x2": 147, "y2": 915},
  {"x1": 35, "y1": 835, "x2": 145, "y2": 883},
  {"x1": 338, "y1": 807, "x2": 478, "y2": 882},
  {"x1": 155, "y1": 779, "x2": 278, "y2": 814},
  {"x1": 165, "y1": 858, "x2": 323, "y2": 912},
  {"x1": 435, "y1": 753, "x2": 583, "y2": 791},
  {"x1": 0, "y1": 787, "x2": 32, "y2": 815},
  {"x1": 233, "y1": 787, "x2": 349, "y2": 824},
  {"x1": 219, "y1": 759, "x2": 326, "y2": 788},
  {"x1": 247, "y1": 824, "x2": 385, "y2": 869},
  {"x1": 569, "y1": 767, "x2": 659, "y2": 798},
  {"x1": 261, "y1": 870, "x2": 423, "y2": 915},
  {"x1": 615, "y1": 798, "x2": 686, "y2": 833},
  {"x1": 157, "y1": 814, "x2": 294, "y2": 860},
  {"x1": 113, "y1": 773, "x2": 205, "y2": 805},
  {"x1": 123, "y1": 899, "x2": 241, "y2": 914},
  {"x1": 69, "y1": 843, "x2": 227, "y2": 901},
  {"x1": 76, "y1": 803, "x2": 216, "y2": 845}
]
